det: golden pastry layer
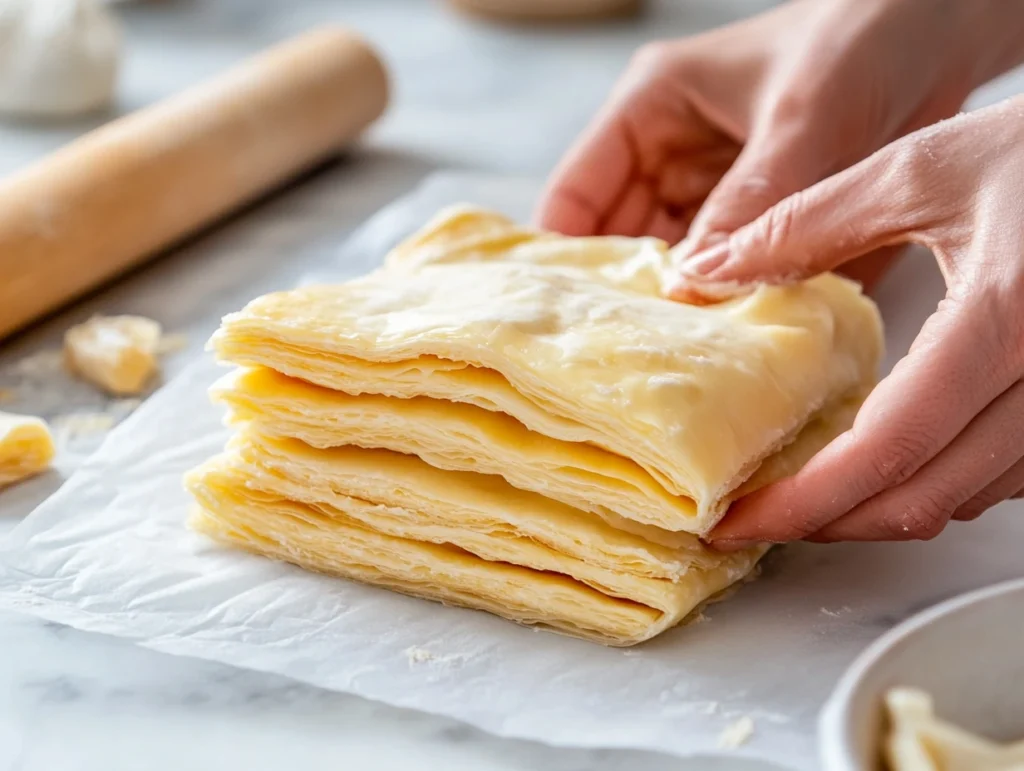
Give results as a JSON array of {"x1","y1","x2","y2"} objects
[
  {"x1": 211, "y1": 366, "x2": 867, "y2": 542},
  {"x1": 0, "y1": 411, "x2": 55, "y2": 489},
  {"x1": 188, "y1": 205, "x2": 883, "y2": 645},
  {"x1": 186, "y1": 431, "x2": 762, "y2": 645},
  {"x1": 212, "y1": 209, "x2": 881, "y2": 531}
]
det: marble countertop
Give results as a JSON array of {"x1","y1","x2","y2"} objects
[{"x1": 2, "y1": 1, "x2": 1023, "y2": 770}]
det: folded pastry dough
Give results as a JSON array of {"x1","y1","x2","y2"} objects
[
  {"x1": 211, "y1": 366, "x2": 866, "y2": 544},
  {"x1": 187, "y1": 205, "x2": 883, "y2": 645},
  {"x1": 187, "y1": 431, "x2": 762, "y2": 645}
]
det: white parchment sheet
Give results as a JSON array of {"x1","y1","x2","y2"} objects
[{"x1": 1, "y1": 173, "x2": 1022, "y2": 770}]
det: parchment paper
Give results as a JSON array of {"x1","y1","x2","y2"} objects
[{"x1": 1, "y1": 173, "x2": 1022, "y2": 771}]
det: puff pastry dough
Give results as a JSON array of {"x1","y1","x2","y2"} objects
[
  {"x1": 885, "y1": 688, "x2": 1024, "y2": 771},
  {"x1": 64, "y1": 315, "x2": 162, "y2": 396},
  {"x1": 186, "y1": 206, "x2": 883, "y2": 645},
  {"x1": 0, "y1": 411, "x2": 55, "y2": 488}
]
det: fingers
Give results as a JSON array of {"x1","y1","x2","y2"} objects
[
  {"x1": 536, "y1": 41, "x2": 731, "y2": 239},
  {"x1": 711, "y1": 298, "x2": 1021, "y2": 547},
  {"x1": 537, "y1": 100, "x2": 737, "y2": 241},
  {"x1": 807, "y1": 379, "x2": 1024, "y2": 541},
  {"x1": 679, "y1": 126, "x2": 828, "y2": 259},
  {"x1": 951, "y1": 455, "x2": 1024, "y2": 522},
  {"x1": 657, "y1": 145, "x2": 740, "y2": 206},
  {"x1": 536, "y1": 113, "x2": 635, "y2": 237},
  {"x1": 600, "y1": 149, "x2": 735, "y2": 241},
  {"x1": 601, "y1": 177, "x2": 657, "y2": 238},
  {"x1": 646, "y1": 207, "x2": 693, "y2": 246},
  {"x1": 667, "y1": 141, "x2": 924, "y2": 302}
]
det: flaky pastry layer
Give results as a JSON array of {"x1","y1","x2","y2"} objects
[
  {"x1": 186, "y1": 440, "x2": 763, "y2": 645},
  {"x1": 212, "y1": 208, "x2": 882, "y2": 532},
  {"x1": 190, "y1": 205, "x2": 884, "y2": 645},
  {"x1": 213, "y1": 366, "x2": 865, "y2": 538}
]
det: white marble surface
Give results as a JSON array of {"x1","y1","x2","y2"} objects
[{"x1": 1, "y1": 1, "x2": 1023, "y2": 770}]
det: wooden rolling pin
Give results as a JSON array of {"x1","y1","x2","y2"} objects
[
  {"x1": 0, "y1": 27, "x2": 389, "y2": 341},
  {"x1": 447, "y1": 0, "x2": 643, "y2": 22}
]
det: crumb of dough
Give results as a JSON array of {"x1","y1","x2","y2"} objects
[
  {"x1": 405, "y1": 647, "x2": 437, "y2": 664},
  {"x1": 12, "y1": 349, "x2": 63, "y2": 378},
  {"x1": 0, "y1": 388, "x2": 15, "y2": 404},
  {"x1": 404, "y1": 646, "x2": 465, "y2": 668},
  {"x1": 718, "y1": 716, "x2": 755, "y2": 749},
  {"x1": 821, "y1": 606, "x2": 852, "y2": 618},
  {"x1": 52, "y1": 412, "x2": 116, "y2": 444}
]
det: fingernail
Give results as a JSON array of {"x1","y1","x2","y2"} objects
[
  {"x1": 709, "y1": 538, "x2": 761, "y2": 552},
  {"x1": 675, "y1": 230, "x2": 724, "y2": 262},
  {"x1": 681, "y1": 240, "x2": 730, "y2": 277},
  {"x1": 701, "y1": 231, "x2": 728, "y2": 248}
]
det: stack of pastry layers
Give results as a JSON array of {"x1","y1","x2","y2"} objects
[{"x1": 185, "y1": 207, "x2": 883, "y2": 646}]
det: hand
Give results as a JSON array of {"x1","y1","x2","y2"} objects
[
  {"x1": 674, "y1": 98, "x2": 1024, "y2": 546},
  {"x1": 536, "y1": 0, "x2": 1024, "y2": 291}
]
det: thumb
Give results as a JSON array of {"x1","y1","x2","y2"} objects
[
  {"x1": 680, "y1": 123, "x2": 836, "y2": 259},
  {"x1": 668, "y1": 143, "x2": 919, "y2": 302}
]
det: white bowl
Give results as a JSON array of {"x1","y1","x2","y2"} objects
[{"x1": 819, "y1": 577, "x2": 1024, "y2": 770}]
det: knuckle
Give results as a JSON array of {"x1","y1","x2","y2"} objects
[
  {"x1": 989, "y1": 290, "x2": 1024, "y2": 371},
  {"x1": 952, "y1": 288, "x2": 1024, "y2": 377},
  {"x1": 862, "y1": 428, "x2": 935, "y2": 490},
  {"x1": 763, "y1": 89, "x2": 819, "y2": 130},
  {"x1": 741, "y1": 192, "x2": 805, "y2": 256},
  {"x1": 785, "y1": 517, "x2": 824, "y2": 542},
  {"x1": 1008, "y1": 300, "x2": 1024, "y2": 370},
  {"x1": 883, "y1": 142, "x2": 935, "y2": 204},
  {"x1": 892, "y1": 488, "x2": 956, "y2": 540},
  {"x1": 630, "y1": 41, "x2": 683, "y2": 77},
  {"x1": 953, "y1": 498, "x2": 993, "y2": 522}
]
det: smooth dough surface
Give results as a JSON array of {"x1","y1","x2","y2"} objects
[
  {"x1": 885, "y1": 688, "x2": 1024, "y2": 771},
  {"x1": 191, "y1": 205, "x2": 883, "y2": 645}
]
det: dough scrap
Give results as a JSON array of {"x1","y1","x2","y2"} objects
[
  {"x1": 64, "y1": 315, "x2": 162, "y2": 396},
  {"x1": 0, "y1": 410, "x2": 55, "y2": 489},
  {"x1": 188, "y1": 205, "x2": 883, "y2": 645},
  {"x1": 885, "y1": 687, "x2": 1024, "y2": 771}
]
